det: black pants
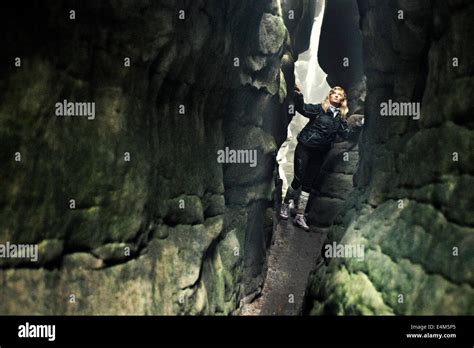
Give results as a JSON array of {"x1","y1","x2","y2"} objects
[{"x1": 290, "y1": 142, "x2": 329, "y2": 193}]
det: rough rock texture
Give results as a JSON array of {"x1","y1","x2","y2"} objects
[
  {"x1": 304, "y1": 0, "x2": 474, "y2": 315},
  {"x1": 278, "y1": 0, "x2": 327, "y2": 195},
  {"x1": 301, "y1": 0, "x2": 365, "y2": 235},
  {"x1": 0, "y1": 0, "x2": 315, "y2": 314},
  {"x1": 318, "y1": 0, "x2": 364, "y2": 96},
  {"x1": 307, "y1": 132, "x2": 361, "y2": 229}
]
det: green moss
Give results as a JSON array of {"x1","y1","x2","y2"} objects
[{"x1": 321, "y1": 265, "x2": 394, "y2": 315}]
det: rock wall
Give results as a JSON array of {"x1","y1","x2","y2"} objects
[
  {"x1": 304, "y1": 0, "x2": 474, "y2": 315},
  {"x1": 307, "y1": 122, "x2": 363, "y2": 231},
  {"x1": 0, "y1": 0, "x2": 315, "y2": 314},
  {"x1": 278, "y1": 0, "x2": 328, "y2": 196},
  {"x1": 318, "y1": 0, "x2": 364, "y2": 93},
  {"x1": 303, "y1": 0, "x2": 365, "y2": 231}
]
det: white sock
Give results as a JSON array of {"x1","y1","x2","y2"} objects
[{"x1": 297, "y1": 191, "x2": 310, "y2": 214}]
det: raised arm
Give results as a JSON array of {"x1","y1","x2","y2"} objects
[{"x1": 294, "y1": 89, "x2": 320, "y2": 120}]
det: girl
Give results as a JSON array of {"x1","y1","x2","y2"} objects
[{"x1": 280, "y1": 85, "x2": 350, "y2": 231}]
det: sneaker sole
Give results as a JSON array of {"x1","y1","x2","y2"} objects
[{"x1": 293, "y1": 221, "x2": 310, "y2": 231}]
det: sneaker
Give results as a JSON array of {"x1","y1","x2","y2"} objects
[
  {"x1": 294, "y1": 213, "x2": 310, "y2": 231},
  {"x1": 279, "y1": 201, "x2": 290, "y2": 220}
]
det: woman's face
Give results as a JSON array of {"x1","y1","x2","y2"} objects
[{"x1": 329, "y1": 90, "x2": 344, "y2": 106}]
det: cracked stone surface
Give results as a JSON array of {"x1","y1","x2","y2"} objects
[
  {"x1": 1, "y1": 0, "x2": 471, "y2": 317},
  {"x1": 0, "y1": 0, "x2": 316, "y2": 314},
  {"x1": 303, "y1": 0, "x2": 474, "y2": 315}
]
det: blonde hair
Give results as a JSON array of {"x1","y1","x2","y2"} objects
[{"x1": 321, "y1": 86, "x2": 349, "y2": 118}]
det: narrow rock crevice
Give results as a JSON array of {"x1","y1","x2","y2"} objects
[{"x1": 0, "y1": 0, "x2": 472, "y2": 316}]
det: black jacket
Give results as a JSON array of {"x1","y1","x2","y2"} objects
[{"x1": 294, "y1": 92, "x2": 350, "y2": 148}]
